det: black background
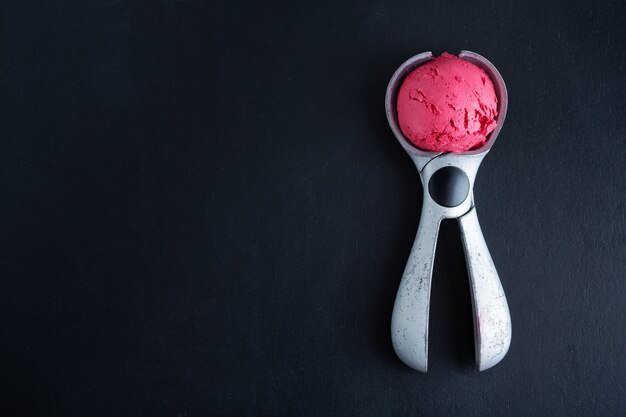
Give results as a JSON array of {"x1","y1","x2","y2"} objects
[{"x1": 1, "y1": 1, "x2": 625, "y2": 416}]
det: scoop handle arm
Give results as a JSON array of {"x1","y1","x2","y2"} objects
[
  {"x1": 458, "y1": 206, "x2": 512, "y2": 371},
  {"x1": 390, "y1": 198, "x2": 441, "y2": 372}
]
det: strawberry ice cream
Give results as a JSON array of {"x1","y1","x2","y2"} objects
[{"x1": 397, "y1": 52, "x2": 498, "y2": 152}]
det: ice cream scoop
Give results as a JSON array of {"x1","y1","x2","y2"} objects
[
  {"x1": 397, "y1": 52, "x2": 499, "y2": 152},
  {"x1": 385, "y1": 51, "x2": 512, "y2": 372}
]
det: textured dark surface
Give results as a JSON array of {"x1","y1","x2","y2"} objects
[{"x1": 1, "y1": 1, "x2": 625, "y2": 416}]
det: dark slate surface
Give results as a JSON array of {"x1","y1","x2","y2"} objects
[{"x1": 1, "y1": 1, "x2": 625, "y2": 416}]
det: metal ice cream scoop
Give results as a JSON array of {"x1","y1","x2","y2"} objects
[{"x1": 385, "y1": 50, "x2": 512, "y2": 372}]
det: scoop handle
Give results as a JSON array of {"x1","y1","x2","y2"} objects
[
  {"x1": 390, "y1": 199, "x2": 441, "y2": 372},
  {"x1": 458, "y1": 207, "x2": 512, "y2": 371}
]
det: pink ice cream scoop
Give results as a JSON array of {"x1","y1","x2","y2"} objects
[
  {"x1": 396, "y1": 52, "x2": 498, "y2": 152},
  {"x1": 385, "y1": 51, "x2": 511, "y2": 373}
]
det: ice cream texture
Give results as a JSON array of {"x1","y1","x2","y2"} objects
[{"x1": 397, "y1": 52, "x2": 498, "y2": 152}]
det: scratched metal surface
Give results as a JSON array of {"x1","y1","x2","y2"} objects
[{"x1": 0, "y1": 0, "x2": 624, "y2": 416}]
